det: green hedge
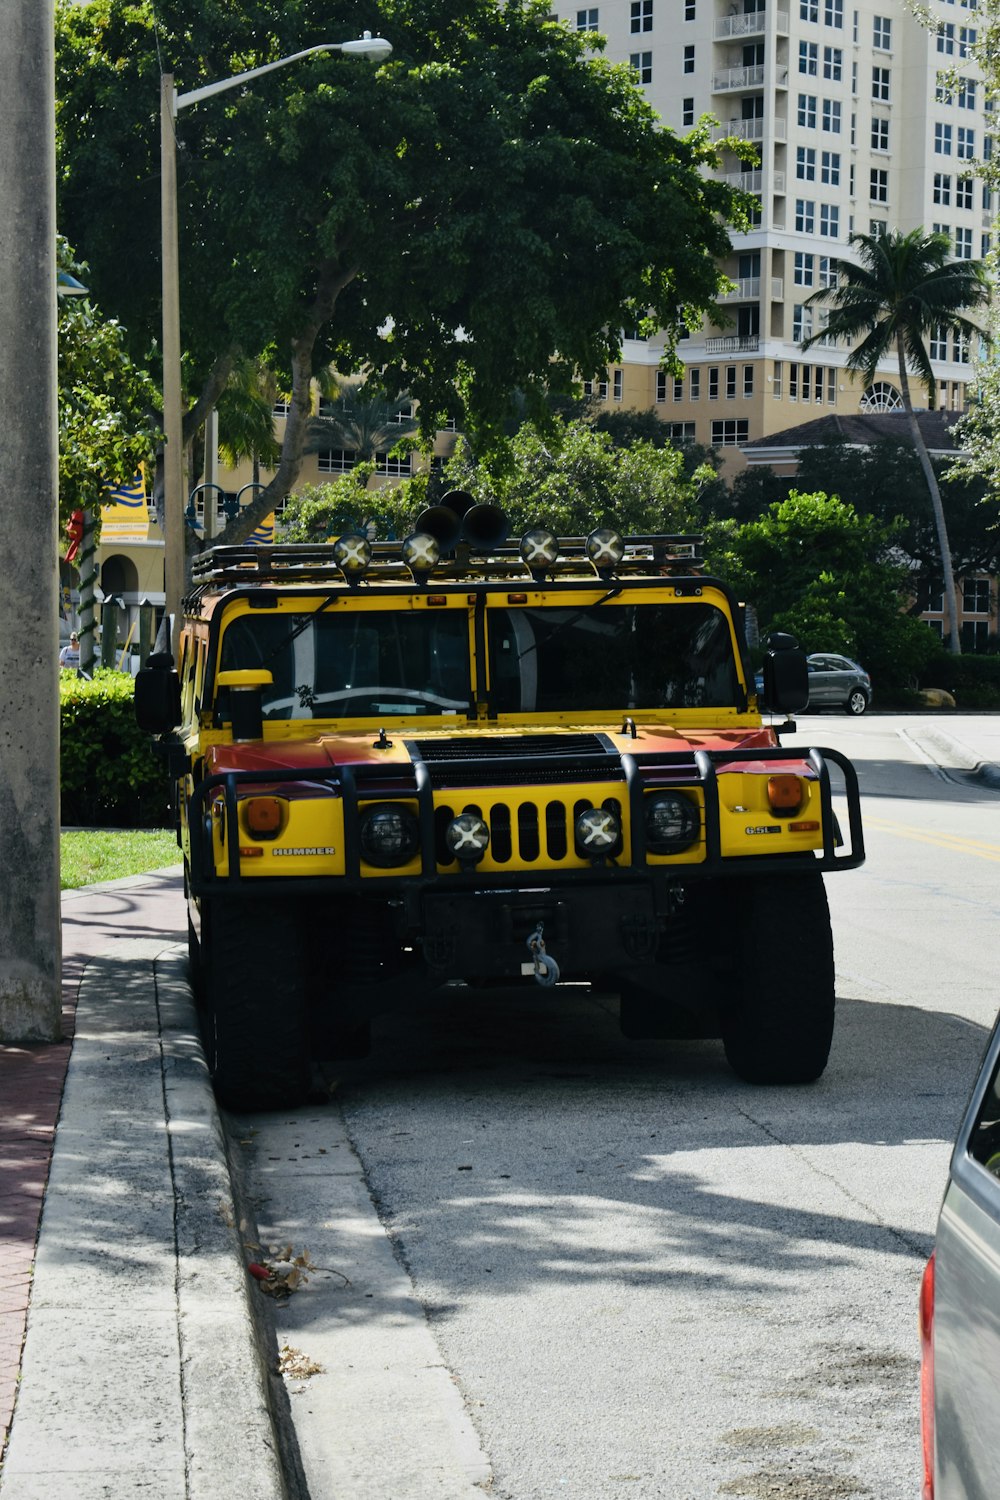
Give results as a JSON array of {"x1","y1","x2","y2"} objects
[
  {"x1": 60, "y1": 670, "x2": 172, "y2": 828},
  {"x1": 920, "y1": 653, "x2": 1000, "y2": 710}
]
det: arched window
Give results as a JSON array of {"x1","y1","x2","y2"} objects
[
  {"x1": 859, "y1": 381, "x2": 903, "y2": 412},
  {"x1": 100, "y1": 554, "x2": 140, "y2": 596}
]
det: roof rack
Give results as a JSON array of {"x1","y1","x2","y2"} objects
[{"x1": 188, "y1": 533, "x2": 706, "y2": 590}]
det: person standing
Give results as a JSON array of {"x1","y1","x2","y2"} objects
[{"x1": 59, "y1": 631, "x2": 81, "y2": 669}]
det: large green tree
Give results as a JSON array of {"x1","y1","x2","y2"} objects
[
  {"x1": 802, "y1": 228, "x2": 989, "y2": 654},
  {"x1": 55, "y1": 0, "x2": 746, "y2": 550}
]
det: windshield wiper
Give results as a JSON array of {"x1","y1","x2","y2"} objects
[
  {"x1": 261, "y1": 592, "x2": 341, "y2": 668},
  {"x1": 515, "y1": 586, "x2": 623, "y2": 662}
]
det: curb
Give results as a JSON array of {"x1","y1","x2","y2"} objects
[{"x1": 0, "y1": 941, "x2": 285, "y2": 1500}]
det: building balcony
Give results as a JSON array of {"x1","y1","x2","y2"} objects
[
  {"x1": 713, "y1": 116, "x2": 786, "y2": 142},
  {"x1": 713, "y1": 63, "x2": 766, "y2": 92},
  {"x1": 705, "y1": 335, "x2": 761, "y2": 353},
  {"x1": 714, "y1": 8, "x2": 789, "y2": 40},
  {"x1": 719, "y1": 276, "x2": 761, "y2": 300}
]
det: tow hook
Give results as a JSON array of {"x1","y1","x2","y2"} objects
[{"x1": 527, "y1": 923, "x2": 560, "y2": 988}]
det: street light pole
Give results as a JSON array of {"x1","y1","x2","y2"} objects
[{"x1": 159, "y1": 32, "x2": 392, "y2": 658}]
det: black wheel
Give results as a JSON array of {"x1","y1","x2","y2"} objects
[
  {"x1": 202, "y1": 897, "x2": 311, "y2": 1111},
  {"x1": 845, "y1": 688, "x2": 869, "y2": 716},
  {"x1": 187, "y1": 911, "x2": 206, "y2": 1002},
  {"x1": 718, "y1": 871, "x2": 835, "y2": 1085}
]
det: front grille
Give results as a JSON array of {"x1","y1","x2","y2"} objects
[{"x1": 434, "y1": 795, "x2": 623, "y2": 868}]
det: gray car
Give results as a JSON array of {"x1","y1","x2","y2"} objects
[
  {"x1": 922, "y1": 1013, "x2": 1000, "y2": 1499},
  {"x1": 805, "y1": 653, "x2": 872, "y2": 715}
]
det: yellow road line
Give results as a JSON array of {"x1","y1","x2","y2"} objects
[{"x1": 865, "y1": 817, "x2": 1000, "y2": 861}]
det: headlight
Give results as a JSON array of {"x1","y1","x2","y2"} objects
[
  {"x1": 586, "y1": 527, "x2": 626, "y2": 569},
  {"x1": 359, "y1": 803, "x2": 420, "y2": 867},
  {"x1": 333, "y1": 534, "x2": 372, "y2": 576},
  {"x1": 445, "y1": 812, "x2": 490, "y2": 863},
  {"x1": 401, "y1": 531, "x2": 441, "y2": 574},
  {"x1": 644, "y1": 792, "x2": 700, "y2": 854},
  {"x1": 519, "y1": 528, "x2": 560, "y2": 571},
  {"x1": 574, "y1": 805, "x2": 622, "y2": 857}
]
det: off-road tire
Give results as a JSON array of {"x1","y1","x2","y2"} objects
[
  {"x1": 719, "y1": 870, "x2": 835, "y2": 1085},
  {"x1": 202, "y1": 897, "x2": 311, "y2": 1111}
]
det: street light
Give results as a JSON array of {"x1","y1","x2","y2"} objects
[{"x1": 160, "y1": 31, "x2": 392, "y2": 654}]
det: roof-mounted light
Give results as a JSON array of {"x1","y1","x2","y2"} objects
[
  {"x1": 332, "y1": 533, "x2": 372, "y2": 578},
  {"x1": 519, "y1": 527, "x2": 560, "y2": 575},
  {"x1": 586, "y1": 528, "x2": 626, "y2": 572},
  {"x1": 401, "y1": 531, "x2": 441, "y2": 578}
]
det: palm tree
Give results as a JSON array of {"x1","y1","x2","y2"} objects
[
  {"x1": 803, "y1": 228, "x2": 989, "y2": 654},
  {"x1": 304, "y1": 374, "x2": 419, "y2": 479},
  {"x1": 216, "y1": 358, "x2": 282, "y2": 489}
]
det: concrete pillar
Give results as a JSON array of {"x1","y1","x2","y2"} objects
[{"x1": 0, "y1": 1, "x2": 63, "y2": 1040}]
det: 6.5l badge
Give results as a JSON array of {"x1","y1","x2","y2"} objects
[{"x1": 745, "y1": 825, "x2": 780, "y2": 836}]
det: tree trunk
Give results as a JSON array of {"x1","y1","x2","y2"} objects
[{"x1": 897, "y1": 350, "x2": 961, "y2": 655}]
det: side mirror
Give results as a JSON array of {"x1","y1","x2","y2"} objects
[
  {"x1": 761, "y1": 633, "x2": 808, "y2": 714},
  {"x1": 135, "y1": 654, "x2": 182, "y2": 734}
]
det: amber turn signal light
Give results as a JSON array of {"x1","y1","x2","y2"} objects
[{"x1": 767, "y1": 774, "x2": 802, "y2": 813}]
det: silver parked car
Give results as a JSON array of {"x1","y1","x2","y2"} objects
[
  {"x1": 921, "y1": 1013, "x2": 1000, "y2": 1499},
  {"x1": 805, "y1": 653, "x2": 872, "y2": 715}
]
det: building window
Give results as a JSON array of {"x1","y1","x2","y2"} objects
[
  {"x1": 934, "y1": 172, "x2": 952, "y2": 205},
  {"x1": 821, "y1": 149, "x2": 840, "y2": 184},
  {"x1": 870, "y1": 168, "x2": 889, "y2": 202},
  {"x1": 795, "y1": 198, "x2": 816, "y2": 232},
  {"x1": 870, "y1": 218, "x2": 887, "y2": 238},
  {"x1": 673, "y1": 375, "x2": 684, "y2": 401},
  {"x1": 797, "y1": 146, "x2": 817, "y2": 179},
  {"x1": 962, "y1": 620, "x2": 990, "y2": 652},
  {"x1": 613, "y1": 368, "x2": 624, "y2": 401},
  {"x1": 630, "y1": 51, "x2": 652, "y2": 83},
  {"x1": 630, "y1": 0, "x2": 653, "y2": 32},
  {"x1": 822, "y1": 98, "x2": 842, "y2": 132},
  {"x1": 684, "y1": 0, "x2": 695, "y2": 18},
  {"x1": 871, "y1": 117, "x2": 889, "y2": 151},
  {"x1": 958, "y1": 79, "x2": 977, "y2": 109},
  {"x1": 955, "y1": 226, "x2": 974, "y2": 258},
  {"x1": 576, "y1": 8, "x2": 599, "y2": 30},
  {"x1": 938, "y1": 22, "x2": 955, "y2": 53},
  {"x1": 726, "y1": 365, "x2": 737, "y2": 398},
  {"x1": 666, "y1": 422, "x2": 697, "y2": 443},
  {"x1": 272, "y1": 398, "x2": 291, "y2": 417},
  {"x1": 794, "y1": 251, "x2": 815, "y2": 285},
  {"x1": 709, "y1": 367, "x2": 719, "y2": 399},
  {"x1": 317, "y1": 449, "x2": 358, "y2": 473},
  {"x1": 936, "y1": 122, "x2": 953, "y2": 154},
  {"x1": 799, "y1": 41, "x2": 818, "y2": 74},
  {"x1": 582, "y1": 374, "x2": 609, "y2": 398},
  {"x1": 929, "y1": 324, "x2": 948, "y2": 359},
  {"x1": 872, "y1": 66, "x2": 890, "y2": 101},
  {"x1": 820, "y1": 202, "x2": 840, "y2": 236},
  {"x1": 957, "y1": 176, "x2": 973, "y2": 209},
  {"x1": 958, "y1": 126, "x2": 975, "y2": 158},
  {"x1": 827, "y1": 367, "x2": 837, "y2": 403},
  {"x1": 773, "y1": 361, "x2": 783, "y2": 397},
  {"x1": 984, "y1": 233, "x2": 993, "y2": 257},
  {"x1": 801, "y1": 0, "x2": 819, "y2": 20},
  {"x1": 375, "y1": 452, "x2": 411, "y2": 476},
  {"x1": 744, "y1": 364, "x2": 755, "y2": 396},
  {"x1": 959, "y1": 25, "x2": 977, "y2": 56},
  {"x1": 954, "y1": 330, "x2": 970, "y2": 363},
  {"x1": 818, "y1": 255, "x2": 839, "y2": 286},
  {"x1": 798, "y1": 93, "x2": 817, "y2": 128},
  {"x1": 655, "y1": 371, "x2": 667, "y2": 402},
  {"x1": 824, "y1": 0, "x2": 843, "y2": 26},
  {"x1": 682, "y1": 97, "x2": 695, "y2": 126},
  {"x1": 823, "y1": 46, "x2": 842, "y2": 79},
  {"x1": 690, "y1": 368, "x2": 701, "y2": 400},
  {"x1": 873, "y1": 15, "x2": 892, "y2": 48},
  {"x1": 711, "y1": 419, "x2": 750, "y2": 446},
  {"x1": 964, "y1": 577, "x2": 990, "y2": 613},
  {"x1": 793, "y1": 303, "x2": 814, "y2": 341},
  {"x1": 683, "y1": 44, "x2": 695, "y2": 74}
]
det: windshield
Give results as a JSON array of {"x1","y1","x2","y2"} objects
[
  {"x1": 218, "y1": 608, "x2": 472, "y2": 719},
  {"x1": 487, "y1": 601, "x2": 740, "y2": 713}
]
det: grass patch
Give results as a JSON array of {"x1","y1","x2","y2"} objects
[{"x1": 60, "y1": 828, "x2": 180, "y2": 890}]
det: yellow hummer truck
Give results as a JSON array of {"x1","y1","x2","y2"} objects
[{"x1": 136, "y1": 496, "x2": 864, "y2": 1109}]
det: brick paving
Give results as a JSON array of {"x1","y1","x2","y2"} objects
[{"x1": 0, "y1": 869, "x2": 185, "y2": 1460}]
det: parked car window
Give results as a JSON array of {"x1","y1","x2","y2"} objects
[{"x1": 969, "y1": 1055, "x2": 1000, "y2": 1179}]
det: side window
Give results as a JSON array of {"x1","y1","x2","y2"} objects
[{"x1": 969, "y1": 1052, "x2": 1000, "y2": 1178}]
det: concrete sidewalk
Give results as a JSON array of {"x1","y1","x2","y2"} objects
[{"x1": 0, "y1": 871, "x2": 285, "y2": 1499}]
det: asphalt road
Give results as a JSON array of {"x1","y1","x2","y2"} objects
[{"x1": 229, "y1": 714, "x2": 1000, "y2": 1500}]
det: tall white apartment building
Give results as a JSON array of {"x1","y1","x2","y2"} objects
[{"x1": 552, "y1": 0, "x2": 991, "y2": 467}]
